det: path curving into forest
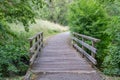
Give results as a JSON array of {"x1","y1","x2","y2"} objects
[{"x1": 32, "y1": 32, "x2": 102, "y2": 80}]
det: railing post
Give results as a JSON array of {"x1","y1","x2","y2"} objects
[
  {"x1": 35, "y1": 36, "x2": 38, "y2": 50},
  {"x1": 30, "y1": 40, "x2": 33, "y2": 48},
  {"x1": 91, "y1": 41, "x2": 95, "y2": 58},
  {"x1": 72, "y1": 32, "x2": 75, "y2": 45},
  {"x1": 82, "y1": 37, "x2": 85, "y2": 58},
  {"x1": 39, "y1": 34, "x2": 40, "y2": 45},
  {"x1": 38, "y1": 34, "x2": 41, "y2": 52},
  {"x1": 91, "y1": 41, "x2": 95, "y2": 67},
  {"x1": 41, "y1": 32, "x2": 43, "y2": 47},
  {"x1": 29, "y1": 40, "x2": 33, "y2": 58}
]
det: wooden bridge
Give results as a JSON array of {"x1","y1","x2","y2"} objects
[{"x1": 25, "y1": 32, "x2": 102, "y2": 80}]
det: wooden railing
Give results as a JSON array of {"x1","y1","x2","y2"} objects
[
  {"x1": 24, "y1": 32, "x2": 43, "y2": 80},
  {"x1": 29, "y1": 32, "x2": 43, "y2": 66},
  {"x1": 72, "y1": 32, "x2": 100, "y2": 66}
]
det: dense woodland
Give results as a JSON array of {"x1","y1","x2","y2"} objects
[{"x1": 0, "y1": 0, "x2": 120, "y2": 79}]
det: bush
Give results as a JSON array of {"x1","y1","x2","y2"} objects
[
  {"x1": 0, "y1": 25, "x2": 29, "y2": 77},
  {"x1": 0, "y1": 42, "x2": 29, "y2": 77},
  {"x1": 68, "y1": 0, "x2": 110, "y2": 67},
  {"x1": 103, "y1": 17, "x2": 120, "y2": 76}
]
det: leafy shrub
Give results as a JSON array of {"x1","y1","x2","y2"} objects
[
  {"x1": 103, "y1": 17, "x2": 120, "y2": 76},
  {"x1": 68, "y1": 0, "x2": 110, "y2": 67},
  {"x1": 0, "y1": 26, "x2": 29, "y2": 77}
]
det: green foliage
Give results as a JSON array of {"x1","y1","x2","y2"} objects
[
  {"x1": 68, "y1": 0, "x2": 120, "y2": 76},
  {"x1": 0, "y1": 33, "x2": 29, "y2": 77},
  {"x1": 39, "y1": 0, "x2": 71, "y2": 25},
  {"x1": 68, "y1": 0, "x2": 110, "y2": 66},
  {"x1": 0, "y1": 0, "x2": 44, "y2": 78},
  {"x1": 0, "y1": 20, "x2": 66, "y2": 78},
  {"x1": 103, "y1": 17, "x2": 120, "y2": 76},
  {"x1": 0, "y1": 0, "x2": 44, "y2": 31},
  {"x1": 98, "y1": 0, "x2": 115, "y2": 3},
  {"x1": 100, "y1": 0, "x2": 120, "y2": 16}
]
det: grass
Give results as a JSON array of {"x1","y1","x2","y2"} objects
[
  {"x1": 98, "y1": 70, "x2": 120, "y2": 80},
  {"x1": 102, "y1": 76, "x2": 120, "y2": 80},
  {"x1": 5, "y1": 76, "x2": 23, "y2": 80},
  {"x1": 9, "y1": 19, "x2": 68, "y2": 38}
]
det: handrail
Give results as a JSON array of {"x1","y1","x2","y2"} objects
[
  {"x1": 29, "y1": 32, "x2": 43, "y2": 66},
  {"x1": 24, "y1": 32, "x2": 43, "y2": 80},
  {"x1": 73, "y1": 32, "x2": 100, "y2": 42},
  {"x1": 29, "y1": 32, "x2": 43, "y2": 41},
  {"x1": 72, "y1": 32, "x2": 100, "y2": 66}
]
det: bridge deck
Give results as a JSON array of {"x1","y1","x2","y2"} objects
[{"x1": 31, "y1": 32, "x2": 96, "y2": 73}]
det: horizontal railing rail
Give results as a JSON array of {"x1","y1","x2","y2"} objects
[{"x1": 72, "y1": 32, "x2": 100, "y2": 66}]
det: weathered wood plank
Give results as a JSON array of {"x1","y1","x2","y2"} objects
[
  {"x1": 33, "y1": 65, "x2": 92, "y2": 70},
  {"x1": 32, "y1": 69, "x2": 96, "y2": 74},
  {"x1": 34, "y1": 61, "x2": 88, "y2": 65}
]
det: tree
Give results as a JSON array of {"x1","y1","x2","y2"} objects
[
  {"x1": 67, "y1": 0, "x2": 110, "y2": 67},
  {"x1": 0, "y1": 0, "x2": 44, "y2": 31},
  {"x1": 39, "y1": 0, "x2": 72, "y2": 25}
]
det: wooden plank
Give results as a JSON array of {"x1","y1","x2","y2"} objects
[
  {"x1": 33, "y1": 65, "x2": 92, "y2": 70},
  {"x1": 37, "y1": 57, "x2": 85, "y2": 60},
  {"x1": 35, "y1": 59, "x2": 85, "y2": 62},
  {"x1": 41, "y1": 52, "x2": 77, "y2": 56},
  {"x1": 73, "y1": 37, "x2": 97, "y2": 53},
  {"x1": 40, "y1": 52, "x2": 76, "y2": 55},
  {"x1": 34, "y1": 61, "x2": 88, "y2": 65},
  {"x1": 39, "y1": 55, "x2": 76, "y2": 57},
  {"x1": 35, "y1": 58, "x2": 86, "y2": 62},
  {"x1": 33, "y1": 64, "x2": 90, "y2": 68},
  {"x1": 73, "y1": 44, "x2": 97, "y2": 65},
  {"x1": 31, "y1": 69, "x2": 96, "y2": 74},
  {"x1": 42, "y1": 49, "x2": 75, "y2": 54},
  {"x1": 73, "y1": 32, "x2": 100, "y2": 42},
  {"x1": 91, "y1": 41, "x2": 95, "y2": 58}
]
